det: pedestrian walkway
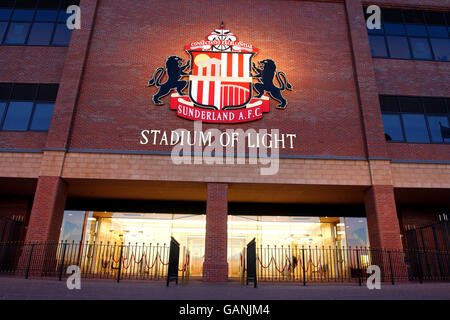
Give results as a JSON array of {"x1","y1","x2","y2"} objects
[{"x1": 0, "y1": 277, "x2": 449, "y2": 300}]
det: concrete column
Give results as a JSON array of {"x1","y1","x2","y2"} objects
[{"x1": 203, "y1": 183, "x2": 228, "y2": 282}]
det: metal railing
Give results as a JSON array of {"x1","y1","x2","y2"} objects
[
  {"x1": 0, "y1": 241, "x2": 191, "y2": 282},
  {"x1": 405, "y1": 217, "x2": 449, "y2": 253},
  {"x1": 241, "y1": 245, "x2": 450, "y2": 285}
]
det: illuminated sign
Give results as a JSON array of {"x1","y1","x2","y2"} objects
[{"x1": 148, "y1": 23, "x2": 292, "y2": 123}]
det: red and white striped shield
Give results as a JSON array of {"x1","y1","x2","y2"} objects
[{"x1": 188, "y1": 51, "x2": 254, "y2": 110}]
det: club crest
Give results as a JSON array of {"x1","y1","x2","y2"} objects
[{"x1": 147, "y1": 23, "x2": 292, "y2": 123}]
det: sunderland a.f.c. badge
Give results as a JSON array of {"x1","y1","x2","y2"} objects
[{"x1": 148, "y1": 23, "x2": 292, "y2": 123}]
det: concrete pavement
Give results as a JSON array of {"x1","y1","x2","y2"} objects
[{"x1": 0, "y1": 276, "x2": 449, "y2": 300}]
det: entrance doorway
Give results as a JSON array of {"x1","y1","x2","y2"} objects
[
  {"x1": 227, "y1": 215, "x2": 369, "y2": 278},
  {"x1": 60, "y1": 211, "x2": 206, "y2": 277}
]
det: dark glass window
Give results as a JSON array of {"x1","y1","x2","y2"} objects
[
  {"x1": 37, "y1": 84, "x2": 59, "y2": 101},
  {"x1": 4, "y1": 22, "x2": 30, "y2": 44},
  {"x1": 11, "y1": 0, "x2": 37, "y2": 21},
  {"x1": 423, "y1": 98, "x2": 447, "y2": 114},
  {"x1": 30, "y1": 103, "x2": 54, "y2": 130},
  {"x1": 1, "y1": 0, "x2": 76, "y2": 46},
  {"x1": 2, "y1": 101, "x2": 34, "y2": 131},
  {"x1": 427, "y1": 115, "x2": 449, "y2": 142},
  {"x1": 379, "y1": 95, "x2": 400, "y2": 112},
  {"x1": 0, "y1": 21, "x2": 7, "y2": 42},
  {"x1": 0, "y1": 83, "x2": 58, "y2": 132},
  {"x1": 430, "y1": 38, "x2": 450, "y2": 61},
  {"x1": 11, "y1": 84, "x2": 37, "y2": 100},
  {"x1": 52, "y1": 23, "x2": 71, "y2": 45},
  {"x1": 366, "y1": 8, "x2": 450, "y2": 62},
  {"x1": 409, "y1": 37, "x2": 433, "y2": 59},
  {"x1": 402, "y1": 114, "x2": 430, "y2": 143},
  {"x1": 368, "y1": 35, "x2": 388, "y2": 57},
  {"x1": 399, "y1": 96, "x2": 423, "y2": 113},
  {"x1": 425, "y1": 11, "x2": 448, "y2": 37},
  {"x1": 0, "y1": 83, "x2": 12, "y2": 99},
  {"x1": 380, "y1": 95, "x2": 450, "y2": 144},
  {"x1": 404, "y1": 10, "x2": 427, "y2": 36},
  {"x1": 0, "y1": 102, "x2": 6, "y2": 121},
  {"x1": 0, "y1": 8, "x2": 12, "y2": 21},
  {"x1": 35, "y1": 0, "x2": 59, "y2": 22},
  {"x1": 386, "y1": 36, "x2": 411, "y2": 59},
  {"x1": 27, "y1": 22, "x2": 54, "y2": 45},
  {"x1": 382, "y1": 114, "x2": 404, "y2": 141},
  {"x1": 57, "y1": 9, "x2": 69, "y2": 22},
  {"x1": 383, "y1": 9, "x2": 405, "y2": 35}
]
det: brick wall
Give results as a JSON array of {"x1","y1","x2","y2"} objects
[
  {"x1": 0, "y1": 46, "x2": 67, "y2": 151},
  {"x1": 67, "y1": 0, "x2": 366, "y2": 158}
]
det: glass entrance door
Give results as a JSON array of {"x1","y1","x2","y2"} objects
[{"x1": 60, "y1": 211, "x2": 206, "y2": 276}]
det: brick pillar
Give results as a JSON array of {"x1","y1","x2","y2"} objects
[
  {"x1": 17, "y1": 177, "x2": 68, "y2": 276},
  {"x1": 25, "y1": 176, "x2": 68, "y2": 243},
  {"x1": 364, "y1": 186, "x2": 403, "y2": 250},
  {"x1": 365, "y1": 186, "x2": 408, "y2": 281},
  {"x1": 203, "y1": 183, "x2": 228, "y2": 282}
]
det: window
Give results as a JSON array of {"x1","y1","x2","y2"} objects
[
  {"x1": 369, "y1": 35, "x2": 388, "y2": 57},
  {"x1": 379, "y1": 95, "x2": 450, "y2": 144},
  {"x1": 0, "y1": 0, "x2": 79, "y2": 46},
  {"x1": 409, "y1": 37, "x2": 433, "y2": 59},
  {"x1": 29, "y1": 103, "x2": 54, "y2": 130},
  {"x1": 402, "y1": 114, "x2": 430, "y2": 143},
  {"x1": 4, "y1": 22, "x2": 30, "y2": 44},
  {"x1": 2, "y1": 101, "x2": 34, "y2": 131},
  {"x1": 430, "y1": 38, "x2": 450, "y2": 61},
  {"x1": 386, "y1": 36, "x2": 411, "y2": 59},
  {"x1": 366, "y1": 8, "x2": 450, "y2": 62},
  {"x1": 382, "y1": 114, "x2": 404, "y2": 141},
  {"x1": 27, "y1": 22, "x2": 54, "y2": 45},
  {"x1": 0, "y1": 83, "x2": 58, "y2": 132}
]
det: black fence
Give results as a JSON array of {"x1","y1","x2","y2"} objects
[
  {"x1": 0, "y1": 241, "x2": 191, "y2": 282},
  {"x1": 240, "y1": 245, "x2": 449, "y2": 285},
  {"x1": 0, "y1": 217, "x2": 24, "y2": 242},
  {"x1": 405, "y1": 218, "x2": 449, "y2": 252}
]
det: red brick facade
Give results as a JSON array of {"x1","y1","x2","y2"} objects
[
  {"x1": 0, "y1": 0, "x2": 449, "y2": 281},
  {"x1": 203, "y1": 183, "x2": 229, "y2": 282}
]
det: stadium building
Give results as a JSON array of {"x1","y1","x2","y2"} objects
[{"x1": 0, "y1": 0, "x2": 449, "y2": 281}]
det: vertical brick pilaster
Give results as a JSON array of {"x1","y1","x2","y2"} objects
[
  {"x1": 344, "y1": 0, "x2": 388, "y2": 159},
  {"x1": 365, "y1": 185, "x2": 403, "y2": 250},
  {"x1": 203, "y1": 183, "x2": 228, "y2": 282},
  {"x1": 24, "y1": 176, "x2": 68, "y2": 243},
  {"x1": 17, "y1": 176, "x2": 67, "y2": 276},
  {"x1": 365, "y1": 186, "x2": 408, "y2": 281},
  {"x1": 45, "y1": 0, "x2": 99, "y2": 150}
]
